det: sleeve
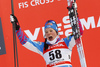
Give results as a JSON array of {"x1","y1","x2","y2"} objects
[
  {"x1": 16, "y1": 28, "x2": 44, "y2": 56},
  {"x1": 63, "y1": 35, "x2": 76, "y2": 50},
  {"x1": 77, "y1": 14, "x2": 83, "y2": 36},
  {"x1": 16, "y1": 28, "x2": 28, "y2": 45}
]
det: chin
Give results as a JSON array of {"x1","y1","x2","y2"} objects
[{"x1": 48, "y1": 38, "x2": 54, "y2": 41}]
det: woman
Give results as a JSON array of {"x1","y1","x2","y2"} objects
[{"x1": 10, "y1": 14, "x2": 83, "y2": 67}]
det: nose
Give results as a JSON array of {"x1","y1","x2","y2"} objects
[{"x1": 47, "y1": 31, "x2": 51, "y2": 35}]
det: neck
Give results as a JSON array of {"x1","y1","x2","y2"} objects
[{"x1": 47, "y1": 35, "x2": 60, "y2": 45}]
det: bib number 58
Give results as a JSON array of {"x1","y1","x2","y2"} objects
[{"x1": 49, "y1": 50, "x2": 62, "y2": 60}]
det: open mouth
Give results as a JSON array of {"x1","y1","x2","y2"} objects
[{"x1": 48, "y1": 36, "x2": 53, "y2": 41}]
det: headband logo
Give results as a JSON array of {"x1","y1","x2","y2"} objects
[{"x1": 46, "y1": 23, "x2": 52, "y2": 26}]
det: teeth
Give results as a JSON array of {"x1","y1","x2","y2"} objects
[
  {"x1": 49, "y1": 36, "x2": 52, "y2": 38},
  {"x1": 49, "y1": 36, "x2": 53, "y2": 40}
]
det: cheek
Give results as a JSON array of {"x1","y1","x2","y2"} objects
[
  {"x1": 52, "y1": 31, "x2": 57, "y2": 36},
  {"x1": 45, "y1": 30, "x2": 57, "y2": 37},
  {"x1": 45, "y1": 33, "x2": 48, "y2": 37}
]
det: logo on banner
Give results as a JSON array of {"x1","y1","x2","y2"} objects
[
  {"x1": 18, "y1": 0, "x2": 61, "y2": 9},
  {"x1": 24, "y1": 15, "x2": 100, "y2": 41},
  {"x1": 0, "y1": 18, "x2": 6, "y2": 55}
]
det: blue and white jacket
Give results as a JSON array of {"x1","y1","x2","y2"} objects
[{"x1": 16, "y1": 28, "x2": 76, "y2": 67}]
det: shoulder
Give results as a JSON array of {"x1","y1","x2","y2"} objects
[
  {"x1": 63, "y1": 34, "x2": 74, "y2": 41},
  {"x1": 63, "y1": 35, "x2": 75, "y2": 49},
  {"x1": 26, "y1": 39, "x2": 44, "y2": 46}
]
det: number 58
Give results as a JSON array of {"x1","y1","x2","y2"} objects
[{"x1": 49, "y1": 50, "x2": 62, "y2": 60}]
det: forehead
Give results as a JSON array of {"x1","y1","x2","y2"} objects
[{"x1": 45, "y1": 28, "x2": 55, "y2": 31}]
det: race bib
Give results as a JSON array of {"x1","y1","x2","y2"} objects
[{"x1": 43, "y1": 48, "x2": 72, "y2": 66}]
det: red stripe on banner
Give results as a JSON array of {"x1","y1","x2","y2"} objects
[{"x1": 47, "y1": 61, "x2": 72, "y2": 67}]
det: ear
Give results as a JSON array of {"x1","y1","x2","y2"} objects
[
  {"x1": 56, "y1": 31, "x2": 59, "y2": 35},
  {"x1": 58, "y1": 32, "x2": 60, "y2": 35}
]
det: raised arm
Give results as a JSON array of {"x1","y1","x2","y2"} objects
[
  {"x1": 10, "y1": 14, "x2": 28, "y2": 44},
  {"x1": 10, "y1": 14, "x2": 44, "y2": 56}
]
